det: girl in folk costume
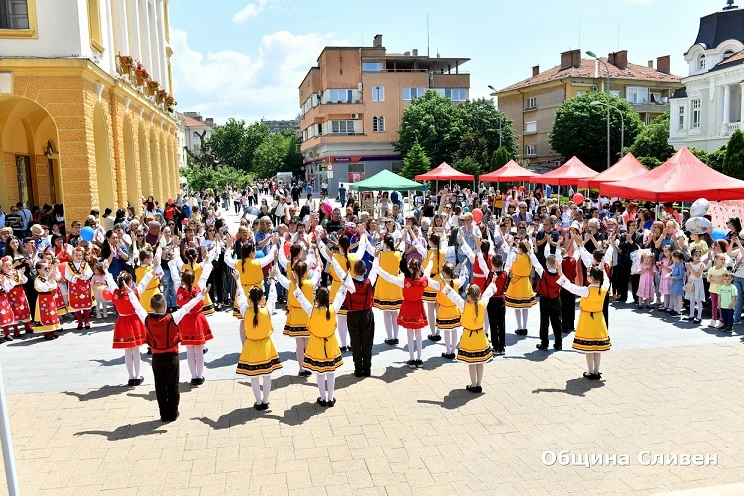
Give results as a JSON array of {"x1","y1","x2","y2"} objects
[
  {"x1": 91, "y1": 262, "x2": 109, "y2": 319},
  {"x1": 0, "y1": 258, "x2": 17, "y2": 342},
  {"x1": 556, "y1": 264, "x2": 612, "y2": 380},
  {"x1": 441, "y1": 282, "x2": 497, "y2": 393},
  {"x1": 234, "y1": 273, "x2": 282, "y2": 410},
  {"x1": 3, "y1": 256, "x2": 33, "y2": 335},
  {"x1": 374, "y1": 255, "x2": 429, "y2": 369},
  {"x1": 571, "y1": 234, "x2": 614, "y2": 328},
  {"x1": 51, "y1": 234, "x2": 72, "y2": 314},
  {"x1": 33, "y1": 259, "x2": 63, "y2": 340},
  {"x1": 104, "y1": 266, "x2": 156, "y2": 386},
  {"x1": 329, "y1": 233, "x2": 367, "y2": 352},
  {"x1": 424, "y1": 261, "x2": 469, "y2": 360},
  {"x1": 169, "y1": 250, "x2": 214, "y2": 385},
  {"x1": 291, "y1": 268, "x2": 351, "y2": 407},
  {"x1": 181, "y1": 247, "x2": 215, "y2": 316},
  {"x1": 370, "y1": 234, "x2": 404, "y2": 345},
  {"x1": 135, "y1": 248, "x2": 163, "y2": 314},
  {"x1": 225, "y1": 239, "x2": 277, "y2": 344},
  {"x1": 504, "y1": 240, "x2": 537, "y2": 335},
  {"x1": 423, "y1": 233, "x2": 446, "y2": 342},
  {"x1": 65, "y1": 246, "x2": 95, "y2": 329}
]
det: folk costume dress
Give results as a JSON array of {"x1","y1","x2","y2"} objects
[
  {"x1": 329, "y1": 237, "x2": 366, "y2": 314},
  {"x1": 425, "y1": 264, "x2": 469, "y2": 330},
  {"x1": 422, "y1": 248, "x2": 446, "y2": 302},
  {"x1": 7, "y1": 270, "x2": 32, "y2": 324},
  {"x1": 557, "y1": 275, "x2": 612, "y2": 353},
  {"x1": 169, "y1": 258, "x2": 214, "y2": 346},
  {"x1": 53, "y1": 265, "x2": 68, "y2": 316},
  {"x1": 33, "y1": 276, "x2": 62, "y2": 333},
  {"x1": 105, "y1": 270, "x2": 154, "y2": 349},
  {"x1": 294, "y1": 280, "x2": 350, "y2": 373},
  {"x1": 135, "y1": 265, "x2": 162, "y2": 314},
  {"x1": 375, "y1": 262, "x2": 429, "y2": 330},
  {"x1": 373, "y1": 250, "x2": 404, "y2": 311},
  {"x1": 235, "y1": 282, "x2": 282, "y2": 377},
  {"x1": 0, "y1": 275, "x2": 15, "y2": 327},
  {"x1": 276, "y1": 268, "x2": 320, "y2": 338},
  {"x1": 65, "y1": 260, "x2": 94, "y2": 311},
  {"x1": 441, "y1": 283, "x2": 496, "y2": 363},
  {"x1": 225, "y1": 244, "x2": 276, "y2": 319},
  {"x1": 504, "y1": 251, "x2": 536, "y2": 309}
]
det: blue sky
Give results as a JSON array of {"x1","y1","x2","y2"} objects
[{"x1": 169, "y1": 0, "x2": 725, "y2": 125}]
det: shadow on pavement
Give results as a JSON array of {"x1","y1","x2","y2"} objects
[
  {"x1": 91, "y1": 356, "x2": 126, "y2": 367},
  {"x1": 195, "y1": 400, "x2": 326, "y2": 429},
  {"x1": 205, "y1": 352, "x2": 240, "y2": 369},
  {"x1": 63, "y1": 385, "x2": 131, "y2": 401},
  {"x1": 74, "y1": 420, "x2": 167, "y2": 440},
  {"x1": 417, "y1": 388, "x2": 482, "y2": 410},
  {"x1": 532, "y1": 377, "x2": 605, "y2": 397}
]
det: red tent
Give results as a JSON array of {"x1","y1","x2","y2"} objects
[
  {"x1": 479, "y1": 160, "x2": 541, "y2": 182},
  {"x1": 536, "y1": 156, "x2": 597, "y2": 186},
  {"x1": 577, "y1": 153, "x2": 648, "y2": 189},
  {"x1": 601, "y1": 147, "x2": 744, "y2": 202},
  {"x1": 415, "y1": 161, "x2": 474, "y2": 181}
]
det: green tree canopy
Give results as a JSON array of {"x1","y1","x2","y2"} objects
[
  {"x1": 206, "y1": 118, "x2": 251, "y2": 171},
  {"x1": 491, "y1": 146, "x2": 511, "y2": 170},
  {"x1": 401, "y1": 141, "x2": 431, "y2": 180},
  {"x1": 626, "y1": 112, "x2": 675, "y2": 164},
  {"x1": 252, "y1": 131, "x2": 303, "y2": 179},
  {"x1": 182, "y1": 161, "x2": 251, "y2": 191},
  {"x1": 549, "y1": 92, "x2": 643, "y2": 172},
  {"x1": 724, "y1": 129, "x2": 744, "y2": 179},
  {"x1": 460, "y1": 99, "x2": 518, "y2": 163}
]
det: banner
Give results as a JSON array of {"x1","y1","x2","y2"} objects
[{"x1": 708, "y1": 200, "x2": 744, "y2": 229}]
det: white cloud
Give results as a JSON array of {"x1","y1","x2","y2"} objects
[
  {"x1": 233, "y1": 0, "x2": 269, "y2": 24},
  {"x1": 170, "y1": 29, "x2": 349, "y2": 124}
]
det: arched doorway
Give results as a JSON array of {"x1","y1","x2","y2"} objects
[
  {"x1": 93, "y1": 105, "x2": 115, "y2": 211},
  {"x1": 138, "y1": 123, "x2": 149, "y2": 200},
  {"x1": 149, "y1": 129, "x2": 161, "y2": 201},
  {"x1": 123, "y1": 117, "x2": 138, "y2": 206},
  {"x1": 0, "y1": 95, "x2": 62, "y2": 210}
]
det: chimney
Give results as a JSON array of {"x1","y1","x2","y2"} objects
[
  {"x1": 657, "y1": 55, "x2": 671, "y2": 74},
  {"x1": 571, "y1": 49, "x2": 581, "y2": 69},
  {"x1": 648, "y1": 60, "x2": 654, "y2": 68},
  {"x1": 532, "y1": 65, "x2": 540, "y2": 77},
  {"x1": 560, "y1": 49, "x2": 581, "y2": 70},
  {"x1": 610, "y1": 50, "x2": 628, "y2": 69},
  {"x1": 373, "y1": 34, "x2": 382, "y2": 47},
  {"x1": 205, "y1": 118, "x2": 214, "y2": 127},
  {"x1": 412, "y1": 48, "x2": 418, "y2": 56}
]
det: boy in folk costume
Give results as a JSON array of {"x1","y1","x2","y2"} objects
[
  {"x1": 65, "y1": 246, "x2": 95, "y2": 329},
  {"x1": 528, "y1": 247, "x2": 564, "y2": 351},
  {"x1": 485, "y1": 254, "x2": 508, "y2": 356},
  {"x1": 559, "y1": 247, "x2": 578, "y2": 334},
  {"x1": 2, "y1": 256, "x2": 33, "y2": 337},
  {"x1": 129, "y1": 285, "x2": 208, "y2": 422},
  {"x1": 344, "y1": 260, "x2": 377, "y2": 377},
  {"x1": 33, "y1": 259, "x2": 63, "y2": 340}
]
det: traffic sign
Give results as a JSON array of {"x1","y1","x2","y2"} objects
[
  {"x1": 327, "y1": 164, "x2": 333, "y2": 172},
  {"x1": 327, "y1": 171, "x2": 333, "y2": 178}
]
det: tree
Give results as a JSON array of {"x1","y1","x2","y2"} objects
[
  {"x1": 627, "y1": 112, "x2": 675, "y2": 163},
  {"x1": 453, "y1": 156, "x2": 481, "y2": 177},
  {"x1": 549, "y1": 92, "x2": 643, "y2": 172},
  {"x1": 206, "y1": 119, "x2": 271, "y2": 173},
  {"x1": 637, "y1": 156, "x2": 662, "y2": 168},
  {"x1": 708, "y1": 145, "x2": 727, "y2": 172},
  {"x1": 491, "y1": 146, "x2": 511, "y2": 170},
  {"x1": 181, "y1": 161, "x2": 251, "y2": 191},
  {"x1": 460, "y1": 98, "x2": 518, "y2": 161},
  {"x1": 397, "y1": 91, "x2": 467, "y2": 166},
  {"x1": 252, "y1": 131, "x2": 303, "y2": 179},
  {"x1": 401, "y1": 142, "x2": 431, "y2": 180},
  {"x1": 724, "y1": 129, "x2": 744, "y2": 179}
]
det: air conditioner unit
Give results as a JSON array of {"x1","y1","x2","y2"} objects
[
  {"x1": 351, "y1": 113, "x2": 359, "y2": 119},
  {"x1": 357, "y1": 82, "x2": 363, "y2": 91}
]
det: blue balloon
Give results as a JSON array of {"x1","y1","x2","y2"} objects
[
  {"x1": 711, "y1": 228, "x2": 726, "y2": 241},
  {"x1": 80, "y1": 226, "x2": 95, "y2": 242},
  {"x1": 546, "y1": 185, "x2": 552, "y2": 198}
]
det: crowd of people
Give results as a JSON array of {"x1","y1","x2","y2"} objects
[{"x1": 2, "y1": 177, "x2": 741, "y2": 422}]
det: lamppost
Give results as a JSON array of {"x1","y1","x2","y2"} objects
[
  {"x1": 488, "y1": 85, "x2": 503, "y2": 147},
  {"x1": 586, "y1": 51, "x2": 611, "y2": 170},
  {"x1": 591, "y1": 101, "x2": 624, "y2": 159}
]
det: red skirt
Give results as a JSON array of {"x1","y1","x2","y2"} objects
[
  {"x1": 112, "y1": 314, "x2": 147, "y2": 349},
  {"x1": 0, "y1": 293, "x2": 14, "y2": 326},
  {"x1": 68, "y1": 279, "x2": 93, "y2": 310},
  {"x1": 179, "y1": 311, "x2": 214, "y2": 346},
  {"x1": 34, "y1": 292, "x2": 61, "y2": 332},
  {"x1": 6, "y1": 286, "x2": 30, "y2": 323},
  {"x1": 54, "y1": 287, "x2": 67, "y2": 316},
  {"x1": 397, "y1": 299, "x2": 428, "y2": 330}
]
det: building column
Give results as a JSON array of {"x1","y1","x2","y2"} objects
[
  {"x1": 149, "y1": 0, "x2": 162, "y2": 84},
  {"x1": 157, "y1": 0, "x2": 169, "y2": 93},
  {"x1": 126, "y1": 0, "x2": 141, "y2": 59},
  {"x1": 139, "y1": 0, "x2": 152, "y2": 71},
  {"x1": 112, "y1": 0, "x2": 129, "y2": 55},
  {"x1": 723, "y1": 84, "x2": 732, "y2": 125}
]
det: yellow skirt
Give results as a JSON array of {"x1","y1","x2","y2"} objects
[
  {"x1": 373, "y1": 277, "x2": 403, "y2": 310},
  {"x1": 202, "y1": 292, "x2": 215, "y2": 316},
  {"x1": 457, "y1": 328, "x2": 493, "y2": 363},
  {"x1": 283, "y1": 305, "x2": 310, "y2": 337},
  {"x1": 572, "y1": 310, "x2": 611, "y2": 353},
  {"x1": 436, "y1": 304, "x2": 461, "y2": 329},
  {"x1": 423, "y1": 275, "x2": 440, "y2": 302},
  {"x1": 303, "y1": 335, "x2": 343, "y2": 373},
  {"x1": 505, "y1": 275, "x2": 536, "y2": 308},
  {"x1": 236, "y1": 337, "x2": 282, "y2": 377}
]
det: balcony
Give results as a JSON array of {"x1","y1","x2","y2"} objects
[
  {"x1": 721, "y1": 122, "x2": 742, "y2": 137},
  {"x1": 431, "y1": 73, "x2": 470, "y2": 89}
]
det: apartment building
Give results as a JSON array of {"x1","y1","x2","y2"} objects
[
  {"x1": 299, "y1": 34, "x2": 470, "y2": 196},
  {"x1": 182, "y1": 112, "x2": 215, "y2": 153},
  {"x1": 261, "y1": 118, "x2": 300, "y2": 136},
  {"x1": 494, "y1": 49, "x2": 682, "y2": 168}
]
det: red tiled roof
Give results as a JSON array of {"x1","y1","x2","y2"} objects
[
  {"x1": 497, "y1": 57, "x2": 681, "y2": 94},
  {"x1": 715, "y1": 49, "x2": 744, "y2": 68},
  {"x1": 184, "y1": 118, "x2": 207, "y2": 127}
]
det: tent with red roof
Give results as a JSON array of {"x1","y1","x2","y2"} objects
[
  {"x1": 534, "y1": 156, "x2": 597, "y2": 186},
  {"x1": 577, "y1": 153, "x2": 648, "y2": 189},
  {"x1": 415, "y1": 162, "x2": 474, "y2": 181},
  {"x1": 479, "y1": 160, "x2": 541, "y2": 182}
]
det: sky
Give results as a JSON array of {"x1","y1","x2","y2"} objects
[{"x1": 169, "y1": 0, "x2": 727, "y2": 125}]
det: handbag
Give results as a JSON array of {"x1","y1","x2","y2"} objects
[{"x1": 683, "y1": 281, "x2": 694, "y2": 293}]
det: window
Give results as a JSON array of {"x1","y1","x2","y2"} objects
[
  {"x1": 691, "y1": 99, "x2": 701, "y2": 129},
  {"x1": 362, "y1": 62, "x2": 383, "y2": 71},
  {"x1": 524, "y1": 144, "x2": 537, "y2": 157},
  {"x1": 524, "y1": 121, "x2": 537, "y2": 134},
  {"x1": 328, "y1": 89, "x2": 354, "y2": 103},
  {"x1": 524, "y1": 97, "x2": 536, "y2": 110},
  {"x1": 0, "y1": 0, "x2": 28, "y2": 28},
  {"x1": 576, "y1": 90, "x2": 587, "y2": 96},
  {"x1": 87, "y1": 0, "x2": 104, "y2": 53},
  {"x1": 610, "y1": 90, "x2": 621, "y2": 98},
  {"x1": 678, "y1": 106, "x2": 685, "y2": 130},
  {"x1": 316, "y1": 123, "x2": 322, "y2": 136},
  {"x1": 331, "y1": 120, "x2": 355, "y2": 134},
  {"x1": 403, "y1": 87, "x2": 426, "y2": 100},
  {"x1": 445, "y1": 88, "x2": 467, "y2": 102},
  {"x1": 372, "y1": 85, "x2": 384, "y2": 102},
  {"x1": 699, "y1": 54, "x2": 706, "y2": 70},
  {"x1": 626, "y1": 86, "x2": 649, "y2": 104},
  {"x1": 373, "y1": 116, "x2": 385, "y2": 132}
]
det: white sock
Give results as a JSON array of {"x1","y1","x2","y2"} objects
[
  {"x1": 124, "y1": 349, "x2": 134, "y2": 380},
  {"x1": 262, "y1": 376, "x2": 272, "y2": 404},
  {"x1": 194, "y1": 345, "x2": 205, "y2": 378},
  {"x1": 133, "y1": 347, "x2": 141, "y2": 378},
  {"x1": 384, "y1": 312, "x2": 393, "y2": 340},
  {"x1": 186, "y1": 346, "x2": 197, "y2": 379},
  {"x1": 476, "y1": 364, "x2": 484, "y2": 385},
  {"x1": 326, "y1": 372, "x2": 335, "y2": 401},
  {"x1": 450, "y1": 329, "x2": 458, "y2": 355},
  {"x1": 689, "y1": 302, "x2": 695, "y2": 318},
  {"x1": 415, "y1": 330, "x2": 423, "y2": 360},
  {"x1": 515, "y1": 309, "x2": 523, "y2": 329},
  {"x1": 407, "y1": 329, "x2": 415, "y2": 360},
  {"x1": 338, "y1": 315, "x2": 348, "y2": 348},
  {"x1": 468, "y1": 364, "x2": 477, "y2": 386},
  {"x1": 443, "y1": 328, "x2": 451, "y2": 353},
  {"x1": 250, "y1": 377, "x2": 261, "y2": 403},
  {"x1": 521, "y1": 309, "x2": 529, "y2": 329},
  {"x1": 317, "y1": 373, "x2": 326, "y2": 400},
  {"x1": 696, "y1": 301, "x2": 703, "y2": 320},
  {"x1": 392, "y1": 312, "x2": 400, "y2": 338},
  {"x1": 296, "y1": 339, "x2": 305, "y2": 372},
  {"x1": 427, "y1": 303, "x2": 436, "y2": 335}
]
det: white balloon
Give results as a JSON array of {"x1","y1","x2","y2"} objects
[
  {"x1": 690, "y1": 198, "x2": 709, "y2": 218},
  {"x1": 685, "y1": 216, "x2": 712, "y2": 234}
]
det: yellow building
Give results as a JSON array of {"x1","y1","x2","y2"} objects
[{"x1": 0, "y1": 0, "x2": 180, "y2": 225}]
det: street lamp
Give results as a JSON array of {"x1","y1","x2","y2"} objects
[
  {"x1": 591, "y1": 101, "x2": 625, "y2": 159},
  {"x1": 488, "y1": 85, "x2": 503, "y2": 147},
  {"x1": 586, "y1": 51, "x2": 612, "y2": 170}
]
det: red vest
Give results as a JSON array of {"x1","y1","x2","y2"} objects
[
  {"x1": 490, "y1": 271, "x2": 508, "y2": 299},
  {"x1": 561, "y1": 258, "x2": 577, "y2": 282},
  {"x1": 536, "y1": 271, "x2": 561, "y2": 299},
  {"x1": 145, "y1": 314, "x2": 180, "y2": 353},
  {"x1": 345, "y1": 278, "x2": 374, "y2": 311},
  {"x1": 472, "y1": 253, "x2": 492, "y2": 292}
]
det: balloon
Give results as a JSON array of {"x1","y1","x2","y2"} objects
[
  {"x1": 472, "y1": 208, "x2": 483, "y2": 223},
  {"x1": 321, "y1": 201, "x2": 332, "y2": 215},
  {"x1": 685, "y1": 217, "x2": 712, "y2": 235},
  {"x1": 546, "y1": 185, "x2": 552, "y2": 198},
  {"x1": 690, "y1": 198, "x2": 710, "y2": 218},
  {"x1": 518, "y1": 185, "x2": 525, "y2": 192},
  {"x1": 102, "y1": 288, "x2": 113, "y2": 301},
  {"x1": 572, "y1": 193, "x2": 584, "y2": 205},
  {"x1": 80, "y1": 226, "x2": 95, "y2": 242},
  {"x1": 711, "y1": 228, "x2": 727, "y2": 241}
]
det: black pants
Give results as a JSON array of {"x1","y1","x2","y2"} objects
[
  {"x1": 347, "y1": 309, "x2": 375, "y2": 374},
  {"x1": 630, "y1": 274, "x2": 640, "y2": 303},
  {"x1": 615, "y1": 265, "x2": 630, "y2": 302},
  {"x1": 233, "y1": 201, "x2": 240, "y2": 214},
  {"x1": 539, "y1": 296, "x2": 562, "y2": 346},
  {"x1": 152, "y1": 352, "x2": 180, "y2": 421},
  {"x1": 560, "y1": 288, "x2": 575, "y2": 332},
  {"x1": 486, "y1": 297, "x2": 506, "y2": 351},
  {"x1": 603, "y1": 293, "x2": 610, "y2": 329}
]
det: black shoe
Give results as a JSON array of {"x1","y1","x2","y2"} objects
[
  {"x1": 77, "y1": 323, "x2": 83, "y2": 330},
  {"x1": 406, "y1": 360, "x2": 416, "y2": 369},
  {"x1": 583, "y1": 371, "x2": 595, "y2": 380},
  {"x1": 84, "y1": 323, "x2": 91, "y2": 329},
  {"x1": 515, "y1": 329, "x2": 528, "y2": 336},
  {"x1": 146, "y1": 347, "x2": 152, "y2": 355},
  {"x1": 190, "y1": 378, "x2": 200, "y2": 386},
  {"x1": 441, "y1": 352, "x2": 449, "y2": 358},
  {"x1": 363, "y1": 370, "x2": 371, "y2": 377},
  {"x1": 553, "y1": 343, "x2": 562, "y2": 351},
  {"x1": 259, "y1": 402, "x2": 269, "y2": 410},
  {"x1": 196, "y1": 377, "x2": 205, "y2": 385},
  {"x1": 299, "y1": 370, "x2": 312, "y2": 377},
  {"x1": 162, "y1": 412, "x2": 180, "y2": 422},
  {"x1": 127, "y1": 379, "x2": 136, "y2": 386},
  {"x1": 354, "y1": 370, "x2": 363, "y2": 378},
  {"x1": 415, "y1": 359, "x2": 423, "y2": 368},
  {"x1": 495, "y1": 348, "x2": 505, "y2": 356},
  {"x1": 465, "y1": 385, "x2": 482, "y2": 394},
  {"x1": 448, "y1": 353, "x2": 457, "y2": 360},
  {"x1": 693, "y1": 318, "x2": 702, "y2": 324},
  {"x1": 203, "y1": 347, "x2": 208, "y2": 355},
  {"x1": 393, "y1": 338, "x2": 400, "y2": 345},
  {"x1": 428, "y1": 334, "x2": 442, "y2": 342},
  {"x1": 327, "y1": 398, "x2": 336, "y2": 407},
  {"x1": 384, "y1": 338, "x2": 395, "y2": 346},
  {"x1": 254, "y1": 402, "x2": 263, "y2": 410},
  {"x1": 133, "y1": 376, "x2": 144, "y2": 386},
  {"x1": 316, "y1": 397, "x2": 327, "y2": 407},
  {"x1": 536, "y1": 343, "x2": 548, "y2": 351}
]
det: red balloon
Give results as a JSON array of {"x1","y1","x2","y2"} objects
[
  {"x1": 472, "y1": 208, "x2": 483, "y2": 223},
  {"x1": 102, "y1": 288, "x2": 113, "y2": 301},
  {"x1": 572, "y1": 193, "x2": 585, "y2": 205}
]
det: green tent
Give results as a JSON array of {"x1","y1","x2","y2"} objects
[{"x1": 348, "y1": 169, "x2": 426, "y2": 191}]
